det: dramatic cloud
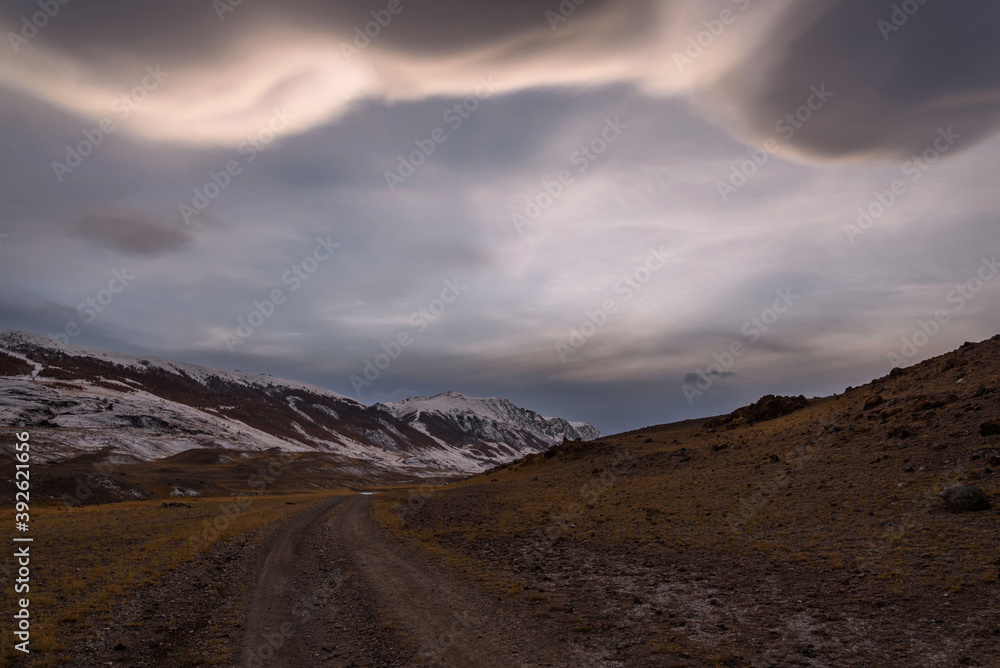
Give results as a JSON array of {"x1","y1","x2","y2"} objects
[
  {"x1": 3, "y1": 1, "x2": 999, "y2": 158},
  {"x1": 706, "y1": 0, "x2": 1000, "y2": 160}
]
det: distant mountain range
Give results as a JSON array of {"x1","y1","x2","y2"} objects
[
  {"x1": 375, "y1": 391, "x2": 602, "y2": 455},
  {"x1": 0, "y1": 330, "x2": 600, "y2": 476}
]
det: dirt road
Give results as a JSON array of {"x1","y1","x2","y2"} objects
[{"x1": 240, "y1": 494, "x2": 579, "y2": 667}]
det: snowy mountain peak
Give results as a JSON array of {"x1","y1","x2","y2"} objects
[
  {"x1": 387, "y1": 391, "x2": 514, "y2": 417},
  {"x1": 373, "y1": 392, "x2": 602, "y2": 453}
]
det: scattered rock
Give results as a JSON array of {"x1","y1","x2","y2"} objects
[
  {"x1": 161, "y1": 502, "x2": 192, "y2": 508},
  {"x1": 669, "y1": 447, "x2": 693, "y2": 463},
  {"x1": 980, "y1": 422, "x2": 1000, "y2": 437},
  {"x1": 913, "y1": 395, "x2": 952, "y2": 411},
  {"x1": 888, "y1": 426, "x2": 913, "y2": 440},
  {"x1": 939, "y1": 483, "x2": 991, "y2": 512},
  {"x1": 863, "y1": 395, "x2": 885, "y2": 410},
  {"x1": 972, "y1": 448, "x2": 1000, "y2": 466}
]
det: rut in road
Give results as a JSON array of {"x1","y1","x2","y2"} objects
[
  {"x1": 240, "y1": 493, "x2": 587, "y2": 667},
  {"x1": 240, "y1": 494, "x2": 404, "y2": 667}
]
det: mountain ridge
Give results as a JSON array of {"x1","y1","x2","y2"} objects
[
  {"x1": 374, "y1": 390, "x2": 602, "y2": 455},
  {"x1": 0, "y1": 330, "x2": 598, "y2": 478}
]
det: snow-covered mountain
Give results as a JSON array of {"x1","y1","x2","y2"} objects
[
  {"x1": 373, "y1": 391, "x2": 601, "y2": 459},
  {"x1": 0, "y1": 330, "x2": 597, "y2": 476}
]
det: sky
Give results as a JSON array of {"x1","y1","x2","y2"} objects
[{"x1": 1, "y1": 0, "x2": 999, "y2": 435}]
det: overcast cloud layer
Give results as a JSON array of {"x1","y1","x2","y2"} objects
[{"x1": 1, "y1": 0, "x2": 998, "y2": 433}]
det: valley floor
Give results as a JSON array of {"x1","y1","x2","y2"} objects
[
  {"x1": 21, "y1": 493, "x2": 598, "y2": 667},
  {"x1": 8, "y1": 472, "x2": 998, "y2": 667}
]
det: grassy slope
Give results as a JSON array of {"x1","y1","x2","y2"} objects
[
  {"x1": 377, "y1": 335, "x2": 1000, "y2": 665},
  {"x1": 1, "y1": 489, "x2": 348, "y2": 667}
]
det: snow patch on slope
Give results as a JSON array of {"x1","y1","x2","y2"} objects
[
  {"x1": 374, "y1": 390, "x2": 602, "y2": 456},
  {"x1": 0, "y1": 332, "x2": 601, "y2": 477}
]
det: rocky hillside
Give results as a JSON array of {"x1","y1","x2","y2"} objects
[{"x1": 378, "y1": 334, "x2": 1000, "y2": 667}]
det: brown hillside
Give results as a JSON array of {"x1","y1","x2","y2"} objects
[{"x1": 376, "y1": 335, "x2": 1000, "y2": 667}]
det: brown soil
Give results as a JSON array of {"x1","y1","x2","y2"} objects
[{"x1": 239, "y1": 494, "x2": 579, "y2": 667}]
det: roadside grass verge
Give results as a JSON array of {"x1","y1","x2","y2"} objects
[{"x1": 1, "y1": 489, "x2": 348, "y2": 666}]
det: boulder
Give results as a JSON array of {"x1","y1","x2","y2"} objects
[
  {"x1": 887, "y1": 426, "x2": 913, "y2": 439},
  {"x1": 939, "y1": 483, "x2": 991, "y2": 512},
  {"x1": 864, "y1": 395, "x2": 885, "y2": 410},
  {"x1": 704, "y1": 394, "x2": 809, "y2": 430},
  {"x1": 972, "y1": 448, "x2": 1000, "y2": 467},
  {"x1": 980, "y1": 422, "x2": 1000, "y2": 437}
]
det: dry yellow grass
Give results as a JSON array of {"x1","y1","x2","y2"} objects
[{"x1": 0, "y1": 489, "x2": 348, "y2": 667}]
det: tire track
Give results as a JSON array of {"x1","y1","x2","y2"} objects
[{"x1": 240, "y1": 493, "x2": 583, "y2": 667}]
